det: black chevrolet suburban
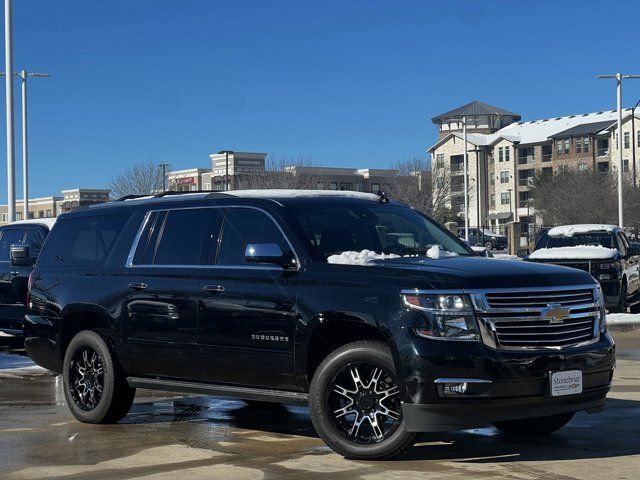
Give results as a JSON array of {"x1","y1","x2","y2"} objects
[{"x1": 24, "y1": 191, "x2": 615, "y2": 460}]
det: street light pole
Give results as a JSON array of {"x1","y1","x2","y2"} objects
[
  {"x1": 597, "y1": 73, "x2": 640, "y2": 227},
  {"x1": 2, "y1": 69, "x2": 51, "y2": 220},
  {"x1": 4, "y1": 0, "x2": 15, "y2": 222},
  {"x1": 159, "y1": 163, "x2": 170, "y2": 191},
  {"x1": 218, "y1": 150, "x2": 234, "y2": 191},
  {"x1": 462, "y1": 116, "x2": 469, "y2": 242}
]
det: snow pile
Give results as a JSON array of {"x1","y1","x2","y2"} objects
[
  {"x1": 327, "y1": 250, "x2": 400, "y2": 265},
  {"x1": 528, "y1": 245, "x2": 617, "y2": 260},
  {"x1": 426, "y1": 245, "x2": 459, "y2": 259},
  {"x1": 494, "y1": 254, "x2": 521, "y2": 260},
  {"x1": 327, "y1": 246, "x2": 458, "y2": 265},
  {"x1": 606, "y1": 313, "x2": 640, "y2": 325},
  {"x1": 548, "y1": 224, "x2": 617, "y2": 237}
]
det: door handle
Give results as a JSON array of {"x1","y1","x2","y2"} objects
[
  {"x1": 203, "y1": 285, "x2": 225, "y2": 293},
  {"x1": 128, "y1": 282, "x2": 148, "y2": 291}
]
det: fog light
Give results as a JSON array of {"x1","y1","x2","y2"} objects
[{"x1": 442, "y1": 382, "x2": 468, "y2": 396}]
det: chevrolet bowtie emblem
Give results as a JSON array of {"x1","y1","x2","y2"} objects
[{"x1": 541, "y1": 303, "x2": 571, "y2": 324}]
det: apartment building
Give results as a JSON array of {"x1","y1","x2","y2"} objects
[
  {"x1": 428, "y1": 100, "x2": 639, "y2": 238},
  {"x1": 0, "y1": 188, "x2": 111, "y2": 225}
]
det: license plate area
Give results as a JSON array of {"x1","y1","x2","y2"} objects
[{"x1": 549, "y1": 370, "x2": 583, "y2": 397}]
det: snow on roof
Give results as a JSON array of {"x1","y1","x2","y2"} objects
[
  {"x1": 548, "y1": 224, "x2": 617, "y2": 237},
  {"x1": 528, "y1": 245, "x2": 618, "y2": 260},
  {"x1": 9, "y1": 218, "x2": 57, "y2": 229},
  {"x1": 226, "y1": 189, "x2": 382, "y2": 201}
]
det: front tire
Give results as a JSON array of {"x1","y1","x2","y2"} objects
[
  {"x1": 309, "y1": 340, "x2": 417, "y2": 460},
  {"x1": 63, "y1": 330, "x2": 135, "y2": 424},
  {"x1": 609, "y1": 280, "x2": 627, "y2": 313},
  {"x1": 492, "y1": 412, "x2": 574, "y2": 436}
]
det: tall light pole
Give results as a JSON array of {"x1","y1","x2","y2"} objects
[
  {"x1": 1, "y1": 70, "x2": 51, "y2": 219},
  {"x1": 4, "y1": 0, "x2": 15, "y2": 222},
  {"x1": 218, "y1": 150, "x2": 234, "y2": 191},
  {"x1": 462, "y1": 116, "x2": 469, "y2": 241},
  {"x1": 597, "y1": 73, "x2": 640, "y2": 227},
  {"x1": 631, "y1": 98, "x2": 640, "y2": 189},
  {"x1": 159, "y1": 163, "x2": 170, "y2": 191}
]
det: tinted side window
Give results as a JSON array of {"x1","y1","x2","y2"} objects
[
  {"x1": 151, "y1": 209, "x2": 218, "y2": 265},
  {"x1": 38, "y1": 214, "x2": 129, "y2": 267},
  {"x1": 217, "y1": 208, "x2": 289, "y2": 266},
  {"x1": 25, "y1": 229, "x2": 45, "y2": 257},
  {"x1": 0, "y1": 229, "x2": 26, "y2": 260}
]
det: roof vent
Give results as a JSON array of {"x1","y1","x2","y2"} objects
[
  {"x1": 582, "y1": 113, "x2": 588, "y2": 117},
  {"x1": 597, "y1": 111, "x2": 603, "y2": 114},
  {"x1": 555, "y1": 117, "x2": 561, "y2": 120},
  {"x1": 569, "y1": 115, "x2": 575, "y2": 118}
]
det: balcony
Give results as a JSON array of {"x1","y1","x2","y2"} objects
[
  {"x1": 542, "y1": 154, "x2": 552, "y2": 162},
  {"x1": 517, "y1": 155, "x2": 535, "y2": 165},
  {"x1": 597, "y1": 148, "x2": 609, "y2": 157},
  {"x1": 518, "y1": 177, "x2": 534, "y2": 187},
  {"x1": 450, "y1": 164, "x2": 464, "y2": 173}
]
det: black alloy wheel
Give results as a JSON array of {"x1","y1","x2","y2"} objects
[{"x1": 68, "y1": 347, "x2": 105, "y2": 411}]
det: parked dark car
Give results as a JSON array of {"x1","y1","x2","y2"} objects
[
  {"x1": 24, "y1": 191, "x2": 614, "y2": 460},
  {"x1": 0, "y1": 219, "x2": 55, "y2": 335},
  {"x1": 457, "y1": 227, "x2": 508, "y2": 250},
  {"x1": 526, "y1": 224, "x2": 640, "y2": 313}
]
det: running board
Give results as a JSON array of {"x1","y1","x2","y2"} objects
[{"x1": 126, "y1": 377, "x2": 308, "y2": 406}]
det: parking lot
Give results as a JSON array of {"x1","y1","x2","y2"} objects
[{"x1": 0, "y1": 331, "x2": 639, "y2": 480}]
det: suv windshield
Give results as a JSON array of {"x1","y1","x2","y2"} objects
[
  {"x1": 536, "y1": 232, "x2": 617, "y2": 250},
  {"x1": 289, "y1": 204, "x2": 470, "y2": 261}
]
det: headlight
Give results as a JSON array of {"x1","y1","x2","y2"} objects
[
  {"x1": 597, "y1": 262, "x2": 619, "y2": 270},
  {"x1": 401, "y1": 292, "x2": 480, "y2": 341},
  {"x1": 597, "y1": 286, "x2": 606, "y2": 333}
]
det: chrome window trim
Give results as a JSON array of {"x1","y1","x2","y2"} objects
[
  {"x1": 434, "y1": 378, "x2": 492, "y2": 384},
  {"x1": 125, "y1": 205, "x2": 301, "y2": 271}
]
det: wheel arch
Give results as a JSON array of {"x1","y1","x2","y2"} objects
[{"x1": 59, "y1": 304, "x2": 119, "y2": 361}]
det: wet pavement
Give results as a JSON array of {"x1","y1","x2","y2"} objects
[{"x1": 1, "y1": 332, "x2": 640, "y2": 479}]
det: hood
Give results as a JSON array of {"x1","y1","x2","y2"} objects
[{"x1": 359, "y1": 256, "x2": 596, "y2": 290}]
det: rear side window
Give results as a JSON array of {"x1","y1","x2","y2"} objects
[
  {"x1": 0, "y1": 228, "x2": 26, "y2": 260},
  {"x1": 131, "y1": 208, "x2": 220, "y2": 266},
  {"x1": 38, "y1": 214, "x2": 129, "y2": 267}
]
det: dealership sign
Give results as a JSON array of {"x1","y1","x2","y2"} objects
[{"x1": 174, "y1": 177, "x2": 195, "y2": 185}]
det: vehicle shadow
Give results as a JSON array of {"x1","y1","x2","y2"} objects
[{"x1": 122, "y1": 394, "x2": 640, "y2": 462}]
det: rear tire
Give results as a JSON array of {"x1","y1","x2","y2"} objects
[
  {"x1": 63, "y1": 329, "x2": 135, "y2": 424},
  {"x1": 492, "y1": 412, "x2": 574, "y2": 436},
  {"x1": 309, "y1": 340, "x2": 417, "y2": 460}
]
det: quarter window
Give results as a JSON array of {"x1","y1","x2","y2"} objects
[{"x1": 0, "y1": 228, "x2": 25, "y2": 259}]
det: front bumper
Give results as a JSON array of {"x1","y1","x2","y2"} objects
[{"x1": 396, "y1": 331, "x2": 615, "y2": 432}]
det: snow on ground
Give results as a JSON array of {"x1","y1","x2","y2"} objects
[
  {"x1": 607, "y1": 313, "x2": 640, "y2": 325},
  {"x1": 528, "y1": 245, "x2": 617, "y2": 260},
  {"x1": 548, "y1": 224, "x2": 617, "y2": 237}
]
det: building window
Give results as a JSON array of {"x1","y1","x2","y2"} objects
[
  {"x1": 559, "y1": 164, "x2": 568, "y2": 173},
  {"x1": 500, "y1": 192, "x2": 510, "y2": 205},
  {"x1": 623, "y1": 159, "x2": 629, "y2": 172},
  {"x1": 2, "y1": 213, "x2": 6, "y2": 222},
  {"x1": 46, "y1": 209, "x2": 52, "y2": 217},
  {"x1": 498, "y1": 147, "x2": 503, "y2": 162},
  {"x1": 435, "y1": 154, "x2": 444, "y2": 168},
  {"x1": 624, "y1": 131, "x2": 630, "y2": 149},
  {"x1": 204, "y1": 182, "x2": 211, "y2": 190},
  {"x1": 500, "y1": 171, "x2": 509, "y2": 183},
  {"x1": 597, "y1": 138, "x2": 609, "y2": 157},
  {"x1": 564, "y1": 139, "x2": 570, "y2": 155},
  {"x1": 576, "y1": 138, "x2": 582, "y2": 154},
  {"x1": 578, "y1": 162, "x2": 588, "y2": 171},
  {"x1": 371, "y1": 183, "x2": 381, "y2": 193},
  {"x1": 329, "y1": 182, "x2": 338, "y2": 190},
  {"x1": 518, "y1": 191, "x2": 531, "y2": 207},
  {"x1": 584, "y1": 137, "x2": 590, "y2": 153},
  {"x1": 637, "y1": 130, "x2": 640, "y2": 148},
  {"x1": 339, "y1": 183, "x2": 352, "y2": 191},
  {"x1": 557, "y1": 141, "x2": 562, "y2": 155},
  {"x1": 505, "y1": 146, "x2": 510, "y2": 162},
  {"x1": 490, "y1": 194, "x2": 495, "y2": 208},
  {"x1": 16, "y1": 212, "x2": 22, "y2": 220},
  {"x1": 542, "y1": 144, "x2": 552, "y2": 161},
  {"x1": 38, "y1": 210, "x2": 45, "y2": 218},
  {"x1": 598, "y1": 162, "x2": 609, "y2": 173}
]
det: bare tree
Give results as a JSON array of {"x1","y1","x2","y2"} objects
[
  {"x1": 234, "y1": 155, "x2": 329, "y2": 190},
  {"x1": 529, "y1": 169, "x2": 640, "y2": 227},
  {"x1": 109, "y1": 161, "x2": 167, "y2": 198},
  {"x1": 384, "y1": 156, "x2": 463, "y2": 223}
]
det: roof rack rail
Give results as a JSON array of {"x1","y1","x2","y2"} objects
[
  {"x1": 153, "y1": 190, "x2": 234, "y2": 198},
  {"x1": 114, "y1": 194, "x2": 150, "y2": 201}
]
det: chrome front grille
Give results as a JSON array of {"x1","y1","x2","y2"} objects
[{"x1": 473, "y1": 287, "x2": 601, "y2": 350}]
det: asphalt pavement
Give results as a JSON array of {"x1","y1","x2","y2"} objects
[{"x1": 1, "y1": 331, "x2": 639, "y2": 480}]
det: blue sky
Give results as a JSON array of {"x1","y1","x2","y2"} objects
[{"x1": 2, "y1": 0, "x2": 640, "y2": 198}]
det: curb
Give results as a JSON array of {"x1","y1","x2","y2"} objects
[{"x1": 607, "y1": 321, "x2": 640, "y2": 333}]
